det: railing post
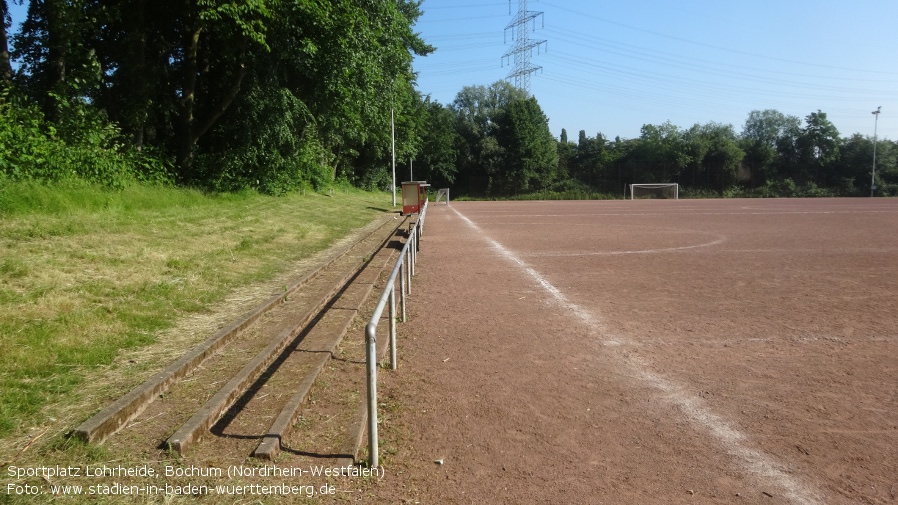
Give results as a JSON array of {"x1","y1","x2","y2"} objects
[
  {"x1": 389, "y1": 281, "x2": 397, "y2": 370},
  {"x1": 365, "y1": 323, "x2": 379, "y2": 468},
  {"x1": 411, "y1": 232, "x2": 416, "y2": 275},
  {"x1": 401, "y1": 254, "x2": 407, "y2": 297},
  {"x1": 408, "y1": 230, "x2": 415, "y2": 294},
  {"x1": 399, "y1": 262, "x2": 407, "y2": 323}
]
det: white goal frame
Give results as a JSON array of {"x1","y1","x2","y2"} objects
[
  {"x1": 629, "y1": 183, "x2": 679, "y2": 200},
  {"x1": 435, "y1": 188, "x2": 450, "y2": 205}
]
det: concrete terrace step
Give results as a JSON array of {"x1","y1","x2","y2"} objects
[{"x1": 73, "y1": 215, "x2": 408, "y2": 458}]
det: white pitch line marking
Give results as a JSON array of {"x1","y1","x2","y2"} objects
[
  {"x1": 463, "y1": 209, "x2": 898, "y2": 219},
  {"x1": 526, "y1": 235, "x2": 727, "y2": 257},
  {"x1": 449, "y1": 206, "x2": 823, "y2": 505}
]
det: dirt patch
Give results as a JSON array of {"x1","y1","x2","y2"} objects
[
  {"x1": 352, "y1": 199, "x2": 898, "y2": 505},
  {"x1": 5, "y1": 199, "x2": 897, "y2": 505}
]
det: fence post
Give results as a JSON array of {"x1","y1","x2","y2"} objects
[
  {"x1": 389, "y1": 281, "x2": 397, "y2": 370},
  {"x1": 400, "y1": 261, "x2": 407, "y2": 322},
  {"x1": 401, "y1": 254, "x2": 408, "y2": 297},
  {"x1": 412, "y1": 232, "x2": 417, "y2": 275},
  {"x1": 365, "y1": 323, "x2": 379, "y2": 467},
  {"x1": 409, "y1": 229, "x2": 415, "y2": 293}
]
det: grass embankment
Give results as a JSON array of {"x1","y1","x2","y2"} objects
[{"x1": 0, "y1": 181, "x2": 390, "y2": 451}]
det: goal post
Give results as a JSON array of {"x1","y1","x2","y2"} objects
[
  {"x1": 629, "y1": 183, "x2": 679, "y2": 200},
  {"x1": 435, "y1": 188, "x2": 450, "y2": 205}
]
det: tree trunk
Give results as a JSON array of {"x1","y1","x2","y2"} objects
[
  {"x1": 125, "y1": 0, "x2": 148, "y2": 149},
  {"x1": 176, "y1": 27, "x2": 248, "y2": 182},
  {"x1": 175, "y1": 27, "x2": 202, "y2": 180},
  {"x1": 0, "y1": 0, "x2": 12, "y2": 84},
  {"x1": 47, "y1": 2, "x2": 65, "y2": 86}
]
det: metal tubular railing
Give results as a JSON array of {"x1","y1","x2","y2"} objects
[{"x1": 365, "y1": 200, "x2": 428, "y2": 468}]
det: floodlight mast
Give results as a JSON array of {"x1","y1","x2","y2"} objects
[
  {"x1": 871, "y1": 106, "x2": 881, "y2": 197},
  {"x1": 391, "y1": 108, "x2": 396, "y2": 207}
]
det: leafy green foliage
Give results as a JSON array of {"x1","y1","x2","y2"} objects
[
  {"x1": 198, "y1": 81, "x2": 330, "y2": 195},
  {"x1": 0, "y1": 90, "x2": 172, "y2": 188},
  {"x1": 2, "y1": 0, "x2": 895, "y2": 199},
  {"x1": 415, "y1": 99, "x2": 460, "y2": 188},
  {"x1": 5, "y1": 0, "x2": 431, "y2": 192},
  {"x1": 243, "y1": 0, "x2": 430, "y2": 185},
  {"x1": 493, "y1": 97, "x2": 558, "y2": 194},
  {"x1": 545, "y1": 108, "x2": 894, "y2": 199},
  {"x1": 198, "y1": 0, "x2": 274, "y2": 49}
]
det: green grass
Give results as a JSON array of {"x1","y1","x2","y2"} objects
[{"x1": 0, "y1": 179, "x2": 391, "y2": 441}]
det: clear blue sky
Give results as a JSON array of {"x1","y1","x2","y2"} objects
[
  {"x1": 7, "y1": 1, "x2": 897, "y2": 141},
  {"x1": 412, "y1": 0, "x2": 898, "y2": 141}
]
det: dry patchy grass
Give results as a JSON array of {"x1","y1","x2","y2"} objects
[{"x1": 0, "y1": 182, "x2": 393, "y2": 466}]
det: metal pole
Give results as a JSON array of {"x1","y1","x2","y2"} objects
[
  {"x1": 405, "y1": 244, "x2": 412, "y2": 296},
  {"x1": 389, "y1": 282, "x2": 397, "y2": 370},
  {"x1": 400, "y1": 262, "x2": 407, "y2": 323},
  {"x1": 408, "y1": 229, "x2": 418, "y2": 294},
  {"x1": 365, "y1": 323, "x2": 379, "y2": 467},
  {"x1": 391, "y1": 109, "x2": 396, "y2": 207},
  {"x1": 401, "y1": 254, "x2": 407, "y2": 296},
  {"x1": 871, "y1": 106, "x2": 881, "y2": 197},
  {"x1": 413, "y1": 226, "x2": 418, "y2": 275}
]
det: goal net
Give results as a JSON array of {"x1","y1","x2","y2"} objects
[
  {"x1": 629, "y1": 183, "x2": 679, "y2": 200},
  {"x1": 435, "y1": 188, "x2": 450, "y2": 205}
]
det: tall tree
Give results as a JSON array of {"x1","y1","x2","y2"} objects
[
  {"x1": 251, "y1": 0, "x2": 431, "y2": 182},
  {"x1": 683, "y1": 124, "x2": 711, "y2": 188},
  {"x1": 12, "y1": 0, "x2": 102, "y2": 119},
  {"x1": 633, "y1": 121, "x2": 691, "y2": 183},
  {"x1": 838, "y1": 133, "x2": 875, "y2": 194},
  {"x1": 556, "y1": 128, "x2": 575, "y2": 183},
  {"x1": 451, "y1": 81, "x2": 528, "y2": 191},
  {"x1": 700, "y1": 122, "x2": 744, "y2": 194},
  {"x1": 415, "y1": 99, "x2": 459, "y2": 188},
  {"x1": 740, "y1": 109, "x2": 801, "y2": 186},
  {"x1": 169, "y1": 0, "x2": 276, "y2": 180},
  {"x1": 797, "y1": 110, "x2": 840, "y2": 186},
  {"x1": 573, "y1": 130, "x2": 610, "y2": 191},
  {"x1": 91, "y1": 0, "x2": 166, "y2": 150},
  {"x1": 837, "y1": 134, "x2": 897, "y2": 195},
  {"x1": 493, "y1": 97, "x2": 558, "y2": 194},
  {"x1": 0, "y1": 0, "x2": 12, "y2": 83},
  {"x1": 774, "y1": 118, "x2": 803, "y2": 182}
]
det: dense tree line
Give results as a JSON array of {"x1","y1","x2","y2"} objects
[
  {"x1": 412, "y1": 81, "x2": 558, "y2": 196},
  {"x1": 562, "y1": 109, "x2": 898, "y2": 197},
  {"x1": 1, "y1": 1, "x2": 893, "y2": 198},
  {"x1": 417, "y1": 91, "x2": 897, "y2": 198},
  {"x1": 1, "y1": 0, "x2": 431, "y2": 193}
]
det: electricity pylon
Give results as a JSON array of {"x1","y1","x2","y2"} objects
[{"x1": 502, "y1": 0, "x2": 547, "y2": 95}]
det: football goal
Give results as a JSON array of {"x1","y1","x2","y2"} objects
[
  {"x1": 629, "y1": 183, "x2": 679, "y2": 200},
  {"x1": 435, "y1": 188, "x2": 450, "y2": 205}
]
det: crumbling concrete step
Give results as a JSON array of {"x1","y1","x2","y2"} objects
[{"x1": 74, "y1": 215, "x2": 403, "y2": 446}]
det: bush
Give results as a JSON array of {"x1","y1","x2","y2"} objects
[
  {"x1": 0, "y1": 93, "x2": 56, "y2": 180},
  {"x1": 197, "y1": 86, "x2": 334, "y2": 195},
  {"x1": 680, "y1": 187, "x2": 720, "y2": 199},
  {"x1": 0, "y1": 90, "x2": 173, "y2": 188}
]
